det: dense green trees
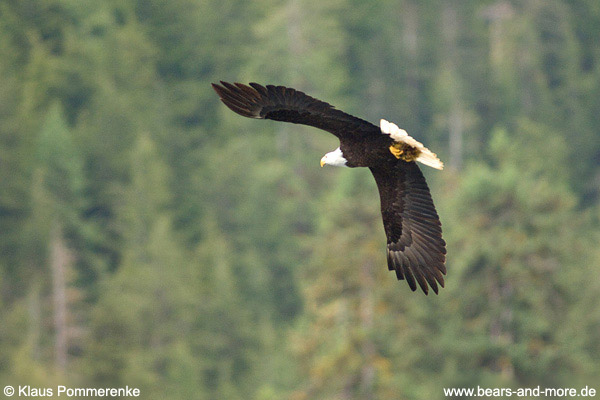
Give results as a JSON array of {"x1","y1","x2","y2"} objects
[
  {"x1": 0, "y1": 0, "x2": 599, "y2": 399},
  {"x1": 435, "y1": 122, "x2": 600, "y2": 388}
]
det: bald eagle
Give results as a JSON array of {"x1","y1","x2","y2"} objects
[{"x1": 212, "y1": 82, "x2": 446, "y2": 295}]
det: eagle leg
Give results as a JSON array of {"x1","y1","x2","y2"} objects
[
  {"x1": 389, "y1": 143, "x2": 421, "y2": 162},
  {"x1": 389, "y1": 144, "x2": 404, "y2": 159}
]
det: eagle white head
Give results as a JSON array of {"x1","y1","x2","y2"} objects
[{"x1": 320, "y1": 147, "x2": 348, "y2": 167}]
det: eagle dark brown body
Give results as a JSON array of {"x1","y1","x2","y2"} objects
[{"x1": 212, "y1": 81, "x2": 446, "y2": 294}]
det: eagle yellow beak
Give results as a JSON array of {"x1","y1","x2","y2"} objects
[{"x1": 320, "y1": 157, "x2": 326, "y2": 167}]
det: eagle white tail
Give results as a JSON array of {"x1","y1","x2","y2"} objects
[{"x1": 380, "y1": 119, "x2": 444, "y2": 170}]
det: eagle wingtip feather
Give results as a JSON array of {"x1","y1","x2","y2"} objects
[{"x1": 211, "y1": 82, "x2": 225, "y2": 96}]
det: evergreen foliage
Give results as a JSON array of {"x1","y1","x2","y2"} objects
[{"x1": 0, "y1": 1, "x2": 599, "y2": 398}]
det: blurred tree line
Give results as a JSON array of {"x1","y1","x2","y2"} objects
[{"x1": 0, "y1": 0, "x2": 599, "y2": 399}]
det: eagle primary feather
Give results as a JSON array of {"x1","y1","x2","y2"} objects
[
  {"x1": 212, "y1": 82, "x2": 378, "y2": 138},
  {"x1": 212, "y1": 81, "x2": 446, "y2": 294}
]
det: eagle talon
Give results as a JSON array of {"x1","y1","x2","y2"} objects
[{"x1": 389, "y1": 145, "x2": 403, "y2": 159}]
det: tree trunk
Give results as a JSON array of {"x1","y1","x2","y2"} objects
[
  {"x1": 50, "y1": 222, "x2": 70, "y2": 373},
  {"x1": 27, "y1": 278, "x2": 42, "y2": 361},
  {"x1": 442, "y1": 2, "x2": 464, "y2": 170},
  {"x1": 359, "y1": 260, "x2": 375, "y2": 400}
]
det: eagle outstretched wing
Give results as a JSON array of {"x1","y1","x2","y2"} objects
[
  {"x1": 212, "y1": 81, "x2": 379, "y2": 139},
  {"x1": 370, "y1": 162, "x2": 446, "y2": 294}
]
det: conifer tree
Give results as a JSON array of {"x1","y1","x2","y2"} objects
[{"x1": 428, "y1": 121, "x2": 600, "y2": 389}]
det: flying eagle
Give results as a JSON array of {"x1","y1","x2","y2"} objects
[{"x1": 212, "y1": 82, "x2": 446, "y2": 294}]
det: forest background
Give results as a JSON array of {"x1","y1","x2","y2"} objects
[{"x1": 0, "y1": 0, "x2": 599, "y2": 399}]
